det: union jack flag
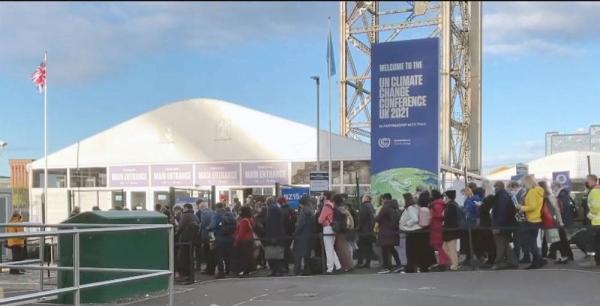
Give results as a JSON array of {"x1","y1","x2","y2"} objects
[{"x1": 31, "y1": 56, "x2": 46, "y2": 93}]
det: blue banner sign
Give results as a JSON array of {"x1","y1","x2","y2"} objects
[
  {"x1": 552, "y1": 171, "x2": 572, "y2": 190},
  {"x1": 511, "y1": 174, "x2": 525, "y2": 183},
  {"x1": 282, "y1": 187, "x2": 309, "y2": 209},
  {"x1": 370, "y1": 38, "x2": 440, "y2": 200}
]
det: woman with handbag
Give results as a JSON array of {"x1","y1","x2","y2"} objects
[{"x1": 234, "y1": 206, "x2": 257, "y2": 278}]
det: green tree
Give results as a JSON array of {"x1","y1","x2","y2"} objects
[{"x1": 12, "y1": 186, "x2": 29, "y2": 209}]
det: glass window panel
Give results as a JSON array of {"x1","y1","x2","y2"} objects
[
  {"x1": 291, "y1": 161, "x2": 341, "y2": 185},
  {"x1": 69, "y1": 167, "x2": 108, "y2": 188},
  {"x1": 343, "y1": 160, "x2": 371, "y2": 184},
  {"x1": 32, "y1": 169, "x2": 67, "y2": 188}
]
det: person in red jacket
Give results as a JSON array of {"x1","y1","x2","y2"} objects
[{"x1": 234, "y1": 206, "x2": 256, "y2": 277}]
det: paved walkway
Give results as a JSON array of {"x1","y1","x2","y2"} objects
[
  {"x1": 3, "y1": 252, "x2": 598, "y2": 304},
  {"x1": 21, "y1": 268, "x2": 600, "y2": 306}
]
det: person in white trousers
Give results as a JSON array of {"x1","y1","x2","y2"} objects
[{"x1": 318, "y1": 192, "x2": 341, "y2": 273}]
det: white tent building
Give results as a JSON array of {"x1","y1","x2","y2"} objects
[
  {"x1": 29, "y1": 98, "x2": 371, "y2": 223},
  {"x1": 485, "y1": 151, "x2": 600, "y2": 182}
]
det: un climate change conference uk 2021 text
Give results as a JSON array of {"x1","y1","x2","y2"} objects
[{"x1": 370, "y1": 38, "x2": 440, "y2": 202}]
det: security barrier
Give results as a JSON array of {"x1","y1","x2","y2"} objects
[{"x1": 0, "y1": 222, "x2": 174, "y2": 306}]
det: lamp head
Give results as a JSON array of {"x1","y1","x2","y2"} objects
[
  {"x1": 0, "y1": 141, "x2": 6, "y2": 149},
  {"x1": 310, "y1": 76, "x2": 319, "y2": 81}
]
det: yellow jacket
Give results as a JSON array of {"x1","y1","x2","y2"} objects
[
  {"x1": 374, "y1": 206, "x2": 382, "y2": 233},
  {"x1": 7, "y1": 217, "x2": 25, "y2": 248},
  {"x1": 587, "y1": 186, "x2": 600, "y2": 226},
  {"x1": 521, "y1": 186, "x2": 544, "y2": 223}
]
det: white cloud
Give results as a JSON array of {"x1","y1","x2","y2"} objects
[
  {"x1": 0, "y1": 2, "x2": 335, "y2": 85},
  {"x1": 519, "y1": 140, "x2": 544, "y2": 152},
  {"x1": 483, "y1": 2, "x2": 600, "y2": 57}
]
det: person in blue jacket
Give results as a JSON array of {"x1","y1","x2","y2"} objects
[{"x1": 461, "y1": 187, "x2": 482, "y2": 264}]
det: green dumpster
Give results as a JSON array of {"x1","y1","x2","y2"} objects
[{"x1": 57, "y1": 211, "x2": 170, "y2": 304}]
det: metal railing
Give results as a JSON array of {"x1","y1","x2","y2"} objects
[{"x1": 0, "y1": 223, "x2": 174, "y2": 306}]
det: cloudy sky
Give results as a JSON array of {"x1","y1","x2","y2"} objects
[{"x1": 0, "y1": 2, "x2": 599, "y2": 175}]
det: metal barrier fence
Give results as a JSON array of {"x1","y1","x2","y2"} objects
[
  {"x1": 0, "y1": 223, "x2": 174, "y2": 306},
  {"x1": 178, "y1": 222, "x2": 598, "y2": 277}
]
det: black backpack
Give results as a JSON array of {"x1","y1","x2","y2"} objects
[
  {"x1": 330, "y1": 205, "x2": 348, "y2": 233},
  {"x1": 448, "y1": 201, "x2": 469, "y2": 228},
  {"x1": 219, "y1": 212, "x2": 237, "y2": 236}
]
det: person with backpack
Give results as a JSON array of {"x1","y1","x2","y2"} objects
[
  {"x1": 207, "y1": 202, "x2": 237, "y2": 279},
  {"x1": 333, "y1": 194, "x2": 355, "y2": 272},
  {"x1": 441, "y1": 190, "x2": 462, "y2": 271},
  {"x1": 429, "y1": 190, "x2": 449, "y2": 271},
  {"x1": 401, "y1": 193, "x2": 432, "y2": 273},
  {"x1": 317, "y1": 191, "x2": 342, "y2": 274}
]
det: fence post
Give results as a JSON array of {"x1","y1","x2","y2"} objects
[
  {"x1": 587, "y1": 155, "x2": 592, "y2": 175},
  {"x1": 319, "y1": 233, "x2": 325, "y2": 272},
  {"x1": 168, "y1": 226, "x2": 175, "y2": 306},
  {"x1": 74, "y1": 230, "x2": 81, "y2": 306},
  {"x1": 38, "y1": 229, "x2": 44, "y2": 292}
]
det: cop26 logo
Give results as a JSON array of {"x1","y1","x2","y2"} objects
[{"x1": 378, "y1": 138, "x2": 391, "y2": 148}]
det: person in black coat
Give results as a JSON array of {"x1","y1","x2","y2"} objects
[
  {"x1": 442, "y1": 190, "x2": 461, "y2": 271},
  {"x1": 279, "y1": 198, "x2": 296, "y2": 274},
  {"x1": 356, "y1": 194, "x2": 376, "y2": 268},
  {"x1": 293, "y1": 196, "x2": 316, "y2": 275},
  {"x1": 491, "y1": 181, "x2": 518, "y2": 269},
  {"x1": 265, "y1": 197, "x2": 285, "y2": 276},
  {"x1": 478, "y1": 194, "x2": 497, "y2": 268},
  {"x1": 176, "y1": 203, "x2": 200, "y2": 280}
]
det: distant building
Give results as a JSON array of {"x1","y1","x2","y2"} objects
[
  {"x1": 0, "y1": 176, "x2": 10, "y2": 188},
  {"x1": 545, "y1": 125, "x2": 600, "y2": 156},
  {"x1": 9, "y1": 159, "x2": 34, "y2": 188}
]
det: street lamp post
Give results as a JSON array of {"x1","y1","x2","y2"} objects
[{"x1": 310, "y1": 76, "x2": 321, "y2": 171}]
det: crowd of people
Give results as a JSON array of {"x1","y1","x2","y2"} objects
[
  {"x1": 5, "y1": 174, "x2": 598, "y2": 280},
  {"x1": 159, "y1": 173, "x2": 599, "y2": 281}
]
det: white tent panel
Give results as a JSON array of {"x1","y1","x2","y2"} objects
[
  {"x1": 31, "y1": 98, "x2": 370, "y2": 169},
  {"x1": 485, "y1": 151, "x2": 600, "y2": 182}
]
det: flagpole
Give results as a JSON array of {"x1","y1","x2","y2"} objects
[
  {"x1": 43, "y1": 51, "x2": 48, "y2": 225},
  {"x1": 327, "y1": 17, "x2": 333, "y2": 189}
]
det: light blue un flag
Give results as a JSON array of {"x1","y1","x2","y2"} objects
[{"x1": 327, "y1": 30, "x2": 336, "y2": 77}]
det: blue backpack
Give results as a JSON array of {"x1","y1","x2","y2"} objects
[{"x1": 219, "y1": 212, "x2": 237, "y2": 236}]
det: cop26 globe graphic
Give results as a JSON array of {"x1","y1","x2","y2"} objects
[{"x1": 371, "y1": 168, "x2": 438, "y2": 200}]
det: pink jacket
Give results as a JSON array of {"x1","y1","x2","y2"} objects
[
  {"x1": 318, "y1": 201, "x2": 335, "y2": 226},
  {"x1": 429, "y1": 199, "x2": 446, "y2": 245}
]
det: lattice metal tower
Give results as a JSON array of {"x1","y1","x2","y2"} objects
[{"x1": 340, "y1": 1, "x2": 482, "y2": 174}]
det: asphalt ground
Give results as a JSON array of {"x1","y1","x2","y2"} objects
[{"x1": 7, "y1": 255, "x2": 600, "y2": 306}]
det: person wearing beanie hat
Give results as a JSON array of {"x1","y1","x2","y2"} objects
[{"x1": 277, "y1": 196, "x2": 287, "y2": 206}]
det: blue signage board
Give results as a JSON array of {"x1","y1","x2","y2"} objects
[
  {"x1": 516, "y1": 163, "x2": 529, "y2": 175},
  {"x1": 282, "y1": 187, "x2": 309, "y2": 209},
  {"x1": 370, "y1": 38, "x2": 440, "y2": 200},
  {"x1": 511, "y1": 174, "x2": 525, "y2": 182},
  {"x1": 552, "y1": 171, "x2": 572, "y2": 190}
]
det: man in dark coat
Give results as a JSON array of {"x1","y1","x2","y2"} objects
[
  {"x1": 279, "y1": 197, "x2": 296, "y2": 274},
  {"x1": 176, "y1": 203, "x2": 200, "y2": 281},
  {"x1": 265, "y1": 196, "x2": 285, "y2": 276},
  {"x1": 293, "y1": 196, "x2": 316, "y2": 276},
  {"x1": 491, "y1": 181, "x2": 518, "y2": 270},
  {"x1": 356, "y1": 194, "x2": 375, "y2": 268}
]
